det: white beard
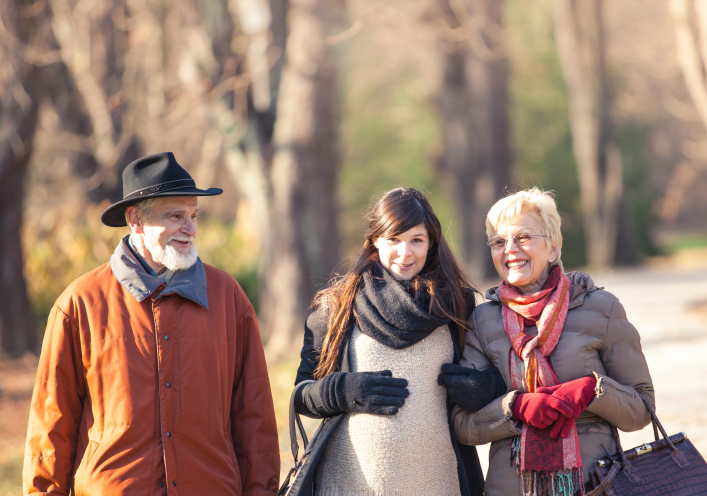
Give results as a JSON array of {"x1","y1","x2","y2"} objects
[{"x1": 144, "y1": 231, "x2": 198, "y2": 272}]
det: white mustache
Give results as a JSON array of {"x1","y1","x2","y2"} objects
[{"x1": 168, "y1": 234, "x2": 194, "y2": 243}]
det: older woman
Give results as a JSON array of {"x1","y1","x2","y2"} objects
[{"x1": 452, "y1": 188, "x2": 655, "y2": 496}]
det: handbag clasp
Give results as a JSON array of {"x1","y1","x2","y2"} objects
[{"x1": 635, "y1": 443, "x2": 652, "y2": 455}]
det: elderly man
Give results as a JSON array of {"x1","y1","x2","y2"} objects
[{"x1": 24, "y1": 152, "x2": 280, "y2": 495}]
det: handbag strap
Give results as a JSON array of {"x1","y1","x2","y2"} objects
[
  {"x1": 289, "y1": 380, "x2": 315, "y2": 464},
  {"x1": 607, "y1": 391, "x2": 688, "y2": 481},
  {"x1": 585, "y1": 461, "x2": 622, "y2": 496},
  {"x1": 635, "y1": 392, "x2": 674, "y2": 449},
  {"x1": 609, "y1": 392, "x2": 675, "y2": 455},
  {"x1": 636, "y1": 391, "x2": 690, "y2": 469},
  {"x1": 591, "y1": 389, "x2": 691, "y2": 492}
]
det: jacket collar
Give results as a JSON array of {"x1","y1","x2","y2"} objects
[
  {"x1": 110, "y1": 234, "x2": 209, "y2": 309},
  {"x1": 127, "y1": 235, "x2": 159, "y2": 277},
  {"x1": 484, "y1": 270, "x2": 601, "y2": 310}
]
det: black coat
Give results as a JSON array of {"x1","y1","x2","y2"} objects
[{"x1": 294, "y1": 304, "x2": 485, "y2": 496}]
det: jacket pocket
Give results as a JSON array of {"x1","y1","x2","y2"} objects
[
  {"x1": 576, "y1": 421, "x2": 610, "y2": 436},
  {"x1": 75, "y1": 440, "x2": 100, "y2": 496},
  {"x1": 222, "y1": 432, "x2": 242, "y2": 488}
]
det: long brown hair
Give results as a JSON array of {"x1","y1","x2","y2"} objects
[{"x1": 313, "y1": 187, "x2": 476, "y2": 379}]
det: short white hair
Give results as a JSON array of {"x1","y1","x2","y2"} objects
[
  {"x1": 126, "y1": 198, "x2": 160, "y2": 233},
  {"x1": 485, "y1": 188, "x2": 564, "y2": 271}
]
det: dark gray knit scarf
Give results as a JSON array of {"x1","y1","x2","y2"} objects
[{"x1": 353, "y1": 263, "x2": 450, "y2": 349}]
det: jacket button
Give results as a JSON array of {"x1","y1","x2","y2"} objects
[
  {"x1": 166, "y1": 382, "x2": 170, "y2": 388},
  {"x1": 164, "y1": 335, "x2": 169, "y2": 340},
  {"x1": 173, "y1": 481, "x2": 177, "y2": 487},
  {"x1": 166, "y1": 431, "x2": 171, "y2": 437},
  {"x1": 159, "y1": 482, "x2": 164, "y2": 487}
]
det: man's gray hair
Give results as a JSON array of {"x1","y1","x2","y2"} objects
[{"x1": 126, "y1": 198, "x2": 160, "y2": 233}]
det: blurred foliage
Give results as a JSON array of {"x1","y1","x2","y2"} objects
[
  {"x1": 339, "y1": 71, "x2": 456, "y2": 258},
  {"x1": 507, "y1": 0, "x2": 586, "y2": 269},
  {"x1": 24, "y1": 205, "x2": 260, "y2": 335},
  {"x1": 18, "y1": 0, "x2": 680, "y2": 338},
  {"x1": 0, "y1": 448, "x2": 22, "y2": 496},
  {"x1": 507, "y1": 0, "x2": 658, "y2": 269},
  {"x1": 339, "y1": 62, "x2": 460, "y2": 265},
  {"x1": 24, "y1": 207, "x2": 126, "y2": 331},
  {"x1": 660, "y1": 233, "x2": 707, "y2": 253},
  {"x1": 196, "y1": 218, "x2": 261, "y2": 310},
  {"x1": 616, "y1": 121, "x2": 661, "y2": 260}
]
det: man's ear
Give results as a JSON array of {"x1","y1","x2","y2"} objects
[{"x1": 125, "y1": 206, "x2": 144, "y2": 234}]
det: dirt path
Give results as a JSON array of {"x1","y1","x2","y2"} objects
[{"x1": 0, "y1": 355, "x2": 38, "y2": 495}]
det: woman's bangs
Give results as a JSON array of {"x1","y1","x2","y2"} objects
[{"x1": 380, "y1": 203, "x2": 426, "y2": 238}]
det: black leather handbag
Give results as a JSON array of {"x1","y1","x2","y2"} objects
[
  {"x1": 277, "y1": 380, "x2": 344, "y2": 496},
  {"x1": 587, "y1": 392, "x2": 707, "y2": 495}
]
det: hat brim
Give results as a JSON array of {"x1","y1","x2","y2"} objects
[{"x1": 100, "y1": 187, "x2": 223, "y2": 227}]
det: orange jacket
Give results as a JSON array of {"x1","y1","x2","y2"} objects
[{"x1": 24, "y1": 238, "x2": 279, "y2": 495}]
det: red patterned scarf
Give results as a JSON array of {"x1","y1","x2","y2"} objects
[{"x1": 500, "y1": 266, "x2": 584, "y2": 496}]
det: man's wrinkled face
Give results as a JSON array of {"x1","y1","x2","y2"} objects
[{"x1": 140, "y1": 196, "x2": 200, "y2": 272}]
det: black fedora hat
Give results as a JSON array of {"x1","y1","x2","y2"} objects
[{"x1": 101, "y1": 152, "x2": 223, "y2": 227}]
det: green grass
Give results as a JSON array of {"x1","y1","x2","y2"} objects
[
  {"x1": 659, "y1": 233, "x2": 707, "y2": 254},
  {"x1": 0, "y1": 447, "x2": 23, "y2": 496}
]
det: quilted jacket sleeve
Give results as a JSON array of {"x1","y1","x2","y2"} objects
[
  {"x1": 585, "y1": 296, "x2": 655, "y2": 431},
  {"x1": 452, "y1": 311, "x2": 521, "y2": 446},
  {"x1": 24, "y1": 305, "x2": 86, "y2": 495},
  {"x1": 230, "y1": 302, "x2": 280, "y2": 495}
]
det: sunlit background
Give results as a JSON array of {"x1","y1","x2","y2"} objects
[{"x1": 1, "y1": 0, "x2": 707, "y2": 493}]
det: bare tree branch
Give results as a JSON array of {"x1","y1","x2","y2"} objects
[
  {"x1": 670, "y1": 0, "x2": 707, "y2": 130},
  {"x1": 48, "y1": 0, "x2": 117, "y2": 168}
]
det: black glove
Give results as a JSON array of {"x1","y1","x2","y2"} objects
[
  {"x1": 437, "y1": 363, "x2": 506, "y2": 413},
  {"x1": 317, "y1": 370, "x2": 409, "y2": 416}
]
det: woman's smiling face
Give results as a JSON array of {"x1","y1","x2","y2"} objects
[
  {"x1": 491, "y1": 212, "x2": 557, "y2": 293},
  {"x1": 374, "y1": 223, "x2": 430, "y2": 281}
]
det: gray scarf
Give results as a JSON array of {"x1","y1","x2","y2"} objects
[{"x1": 353, "y1": 263, "x2": 449, "y2": 349}]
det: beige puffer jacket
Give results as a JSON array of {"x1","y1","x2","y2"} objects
[{"x1": 452, "y1": 272, "x2": 655, "y2": 496}]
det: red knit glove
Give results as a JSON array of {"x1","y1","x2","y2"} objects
[
  {"x1": 547, "y1": 414, "x2": 573, "y2": 439},
  {"x1": 537, "y1": 376, "x2": 597, "y2": 418},
  {"x1": 537, "y1": 377, "x2": 597, "y2": 439},
  {"x1": 510, "y1": 393, "x2": 574, "y2": 429},
  {"x1": 535, "y1": 383, "x2": 562, "y2": 395}
]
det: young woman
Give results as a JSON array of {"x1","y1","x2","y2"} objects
[{"x1": 294, "y1": 187, "x2": 506, "y2": 496}]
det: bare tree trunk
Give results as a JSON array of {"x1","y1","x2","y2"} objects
[
  {"x1": 221, "y1": 96, "x2": 312, "y2": 359},
  {"x1": 670, "y1": 0, "x2": 707, "y2": 131},
  {"x1": 0, "y1": 149, "x2": 38, "y2": 357},
  {"x1": 299, "y1": 8, "x2": 343, "y2": 288},
  {"x1": 435, "y1": 0, "x2": 511, "y2": 281},
  {"x1": 218, "y1": 0, "x2": 343, "y2": 358},
  {"x1": 0, "y1": 0, "x2": 44, "y2": 356},
  {"x1": 553, "y1": 0, "x2": 623, "y2": 268},
  {"x1": 262, "y1": 0, "x2": 344, "y2": 360}
]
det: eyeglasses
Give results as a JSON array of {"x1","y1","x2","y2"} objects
[{"x1": 487, "y1": 232, "x2": 547, "y2": 250}]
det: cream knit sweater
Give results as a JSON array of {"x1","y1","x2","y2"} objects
[{"x1": 315, "y1": 325, "x2": 461, "y2": 496}]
